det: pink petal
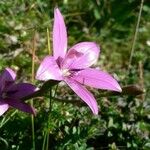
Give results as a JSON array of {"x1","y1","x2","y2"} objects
[
  {"x1": 72, "y1": 68, "x2": 122, "y2": 92},
  {"x1": 64, "y1": 78, "x2": 98, "y2": 115},
  {"x1": 6, "y1": 83, "x2": 38, "y2": 99},
  {"x1": 0, "y1": 101, "x2": 9, "y2": 116},
  {"x1": 36, "y1": 56, "x2": 63, "y2": 81},
  {"x1": 62, "y1": 42, "x2": 100, "y2": 69},
  {"x1": 6, "y1": 99, "x2": 35, "y2": 115},
  {"x1": 53, "y1": 8, "x2": 67, "y2": 59}
]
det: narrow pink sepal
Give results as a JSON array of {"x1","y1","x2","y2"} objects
[
  {"x1": 65, "y1": 78, "x2": 98, "y2": 115},
  {"x1": 62, "y1": 42, "x2": 100, "y2": 69},
  {"x1": 36, "y1": 56, "x2": 63, "y2": 81},
  {"x1": 53, "y1": 8, "x2": 67, "y2": 59},
  {"x1": 72, "y1": 68, "x2": 122, "y2": 92}
]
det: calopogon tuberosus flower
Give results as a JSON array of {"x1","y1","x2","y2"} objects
[
  {"x1": 0, "y1": 68, "x2": 37, "y2": 116},
  {"x1": 36, "y1": 8, "x2": 122, "y2": 115}
]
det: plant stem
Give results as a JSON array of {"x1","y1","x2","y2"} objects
[
  {"x1": 42, "y1": 85, "x2": 58, "y2": 150},
  {"x1": 42, "y1": 88, "x2": 52, "y2": 150},
  {"x1": 47, "y1": 28, "x2": 51, "y2": 55},
  {"x1": 31, "y1": 30, "x2": 36, "y2": 150},
  {"x1": 42, "y1": 133, "x2": 47, "y2": 150},
  {"x1": 46, "y1": 89, "x2": 52, "y2": 150},
  {"x1": 0, "y1": 137, "x2": 8, "y2": 149},
  {"x1": 128, "y1": 0, "x2": 144, "y2": 70},
  {"x1": 42, "y1": 27, "x2": 52, "y2": 150},
  {"x1": 31, "y1": 114, "x2": 35, "y2": 150},
  {"x1": 0, "y1": 110, "x2": 18, "y2": 128},
  {"x1": 46, "y1": 131, "x2": 50, "y2": 150}
]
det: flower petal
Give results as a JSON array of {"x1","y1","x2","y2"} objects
[
  {"x1": 6, "y1": 99, "x2": 35, "y2": 115},
  {"x1": 72, "y1": 68, "x2": 122, "y2": 92},
  {"x1": 64, "y1": 78, "x2": 98, "y2": 114},
  {"x1": 6, "y1": 83, "x2": 37, "y2": 99},
  {"x1": 36, "y1": 56, "x2": 63, "y2": 81},
  {"x1": 53, "y1": 8, "x2": 67, "y2": 59},
  {"x1": 62, "y1": 42, "x2": 100, "y2": 69},
  {"x1": 0, "y1": 101, "x2": 9, "y2": 116},
  {"x1": 0, "y1": 68, "x2": 16, "y2": 91},
  {"x1": 0, "y1": 68, "x2": 16, "y2": 81}
]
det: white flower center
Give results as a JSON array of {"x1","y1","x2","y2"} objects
[{"x1": 61, "y1": 69, "x2": 71, "y2": 77}]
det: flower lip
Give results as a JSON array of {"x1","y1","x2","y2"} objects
[
  {"x1": 61, "y1": 68, "x2": 71, "y2": 77},
  {"x1": 61, "y1": 68, "x2": 83, "y2": 77}
]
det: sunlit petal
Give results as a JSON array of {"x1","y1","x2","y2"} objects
[
  {"x1": 36, "y1": 56, "x2": 63, "y2": 81},
  {"x1": 62, "y1": 42, "x2": 100, "y2": 69},
  {"x1": 53, "y1": 8, "x2": 67, "y2": 59},
  {"x1": 65, "y1": 78, "x2": 98, "y2": 114},
  {"x1": 72, "y1": 68, "x2": 122, "y2": 92}
]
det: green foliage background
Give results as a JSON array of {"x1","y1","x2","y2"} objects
[{"x1": 0, "y1": 0, "x2": 150, "y2": 149}]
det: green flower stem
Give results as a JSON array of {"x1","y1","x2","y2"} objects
[
  {"x1": 42, "y1": 85, "x2": 57, "y2": 150},
  {"x1": 31, "y1": 30, "x2": 36, "y2": 150},
  {"x1": 128, "y1": 0, "x2": 144, "y2": 70},
  {"x1": 46, "y1": 89, "x2": 52, "y2": 150},
  {"x1": 42, "y1": 132, "x2": 47, "y2": 150},
  {"x1": 0, "y1": 110, "x2": 18, "y2": 128}
]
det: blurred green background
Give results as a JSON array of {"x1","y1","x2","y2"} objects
[{"x1": 0, "y1": 0, "x2": 150, "y2": 149}]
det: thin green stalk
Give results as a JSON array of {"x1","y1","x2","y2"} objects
[
  {"x1": 46, "y1": 89, "x2": 52, "y2": 150},
  {"x1": 45, "y1": 26, "x2": 52, "y2": 150},
  {"x1": 42, "y1": 85, "x2": 58, "y2": 150},
  {"x1": 42, "y1": 88, "x2": 52, "y2": 150},
  {"x1": 46, "y1": 129, "x2": 50, "y2": 150},
  {"x1": 47, "y1": 28, "x2": 51, "y2": 55},
  {"x1": 46, "y1": 85, "x2": 58, "y2": 150},
  {"x1": 42, "y1": 132, "x2": 47, "y2": 150},
  {"x1": 42, "y1": 27, "x2": 52, "y2": 150},
  {"x1": 0, "y1": 110, "x2": 18, "y2": 128},
  {"x1": 31, "y1": 114, "x2": 35, "y2": 150},
  {"x1": 128, "y1": 0, "x2": 144, "y2": 70},
  {"x1": 0, "y1": 137, "x2": 8, "y2": 149},
  {"x1": 31, "y1": 31, "x2": 36, "y2": 150}
]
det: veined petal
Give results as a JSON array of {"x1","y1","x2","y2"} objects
[
  {"x1": 72, "y1": 68, "x2": 122, "y2": 92},
  {"x1": 6, "y1": 99, "x2": 35, "y2": 115},
  {"x1": 53, "y1": 8, "x2": 67, "y2": 59},
  {"x1": 0, "y1": 101, "x2": 9, "y2": 116},
  {"x1": 65, "y1": 78, "x2": 98, "y2": 115},
  {"x1": 36, "y1": 56, "x2": 63, "y2": 81},
  {"x1": 0, "y1": 68, "x2": 16, "y2": 91},
  {"x1": 6, "y1": 83, "x2": 37, "y2": 99},
  {"x1": 0, "y1": 68, "x2": 16, "y2": 81},
  {"x1": 62, "y1": 42, "x2": 100, "y2": 69}
]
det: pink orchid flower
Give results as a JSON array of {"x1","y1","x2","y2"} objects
[
  {"x1": 36, "y1": 8, "x2": 122, "y2": 114},
  {"x1": 0, "y1": 68, "x2": 36, "y2": 116}
]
